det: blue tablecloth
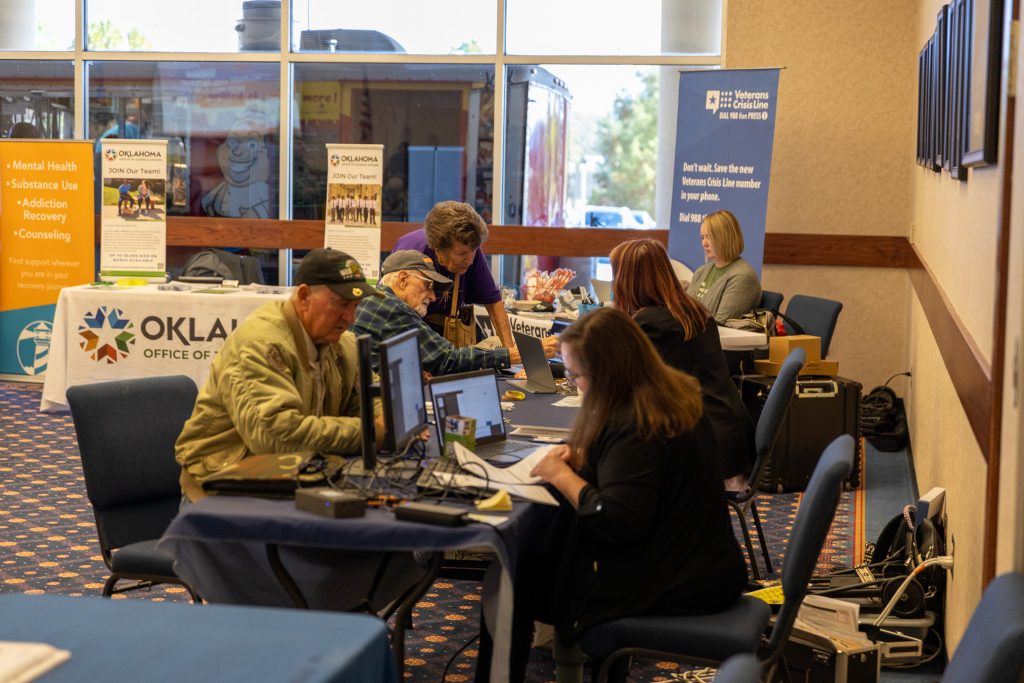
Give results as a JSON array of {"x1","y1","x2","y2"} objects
[{"x1": 0, "y1": 593, "x2": 395, "y2": 682}]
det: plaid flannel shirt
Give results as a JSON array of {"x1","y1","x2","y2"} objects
[{"x1": 352, "y1": 285, "x2": 511, "y2": 376}]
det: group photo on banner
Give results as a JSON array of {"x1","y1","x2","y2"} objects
[
  {"x1": 0, "y1": 140, "x2": 94, "y2": 378},
  {"x1": 324, "y1": 143, "x2": 384, "y2": 282}
]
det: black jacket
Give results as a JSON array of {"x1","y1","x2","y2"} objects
[
  {"x1": 555, "y1": 418, "x2": 747, "y2": 641},
  {"x1": 634, "y1": 306, "x2": 755, "y2": 478}
]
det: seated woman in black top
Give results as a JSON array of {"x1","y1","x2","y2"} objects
[
  {"x1": 610, "y1": 237, "x2": 755, "y2": 490},
  {"x1": 509, "y1": 308, "x2": 746, "y2": 682}
]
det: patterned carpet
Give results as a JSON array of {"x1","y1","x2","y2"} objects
[{"x1": 0, "y1": 380, "x2": 862, "y2": 682}]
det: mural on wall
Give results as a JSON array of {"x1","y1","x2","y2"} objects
[{"x1": 201, "y1": 105, "x2": 272, "y2": 218}]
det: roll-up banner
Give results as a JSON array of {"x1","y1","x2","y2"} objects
[
  {"x1": 0, "y1": 140, "x2": 95, "y2": 378},
  {"x1": 324, "y1": 143, "x2": 384, "y2": 282},
  {"x1": 668, "y1": 69, "x2": 781, "y2": 277},
  {"x1": 99, "y1": 139, "x2": 168, "y2": 280}
]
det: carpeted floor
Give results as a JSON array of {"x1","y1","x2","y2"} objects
[{"x1": 0, "y1": 379, "x2": 864, "y2": 682}]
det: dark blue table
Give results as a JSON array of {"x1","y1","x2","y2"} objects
[
  {"x1": 0, "y1": 593, "x2": 395, "y2": 682},
  {"x1": 159, "y1": 391, "x2": 576, "y2": 682}
]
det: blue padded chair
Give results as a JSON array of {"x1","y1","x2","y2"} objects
[
  {"x1": 578, "y1": 434, "x2": 854, "y2": 683},
  {"x1": 782, "y1": 295, "x2": 843, "y2": 358},
  {"x1": 728, "y1": 348, "x2": 806, "y2": 580},
  {"x1": 713, "y1": 654, "x2": 762, "y2": 683},
  {"x1": 759, "y1": 290, "x2": 784, "y2": 314},
  {"x1": 941, "y1": 572, "x2": 1024, "y2": 683},
  {"x1": 67, "y1": 375, "x2": 201, "y2": 601}
]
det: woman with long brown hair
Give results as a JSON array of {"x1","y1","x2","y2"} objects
[
  {"x1": 610, "y1": 237, "x2": 754, "y2": 487},
  {"x1": 511, "y1": 308, "x2": 746, "y2": 682}
]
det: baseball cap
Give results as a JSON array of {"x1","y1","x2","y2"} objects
[
  {"x1": 296, "y1": 248, "x2": 384, "y2": 300},
  {"x1": 381, "y1": 250, "x2": 453, "y2": 287}
]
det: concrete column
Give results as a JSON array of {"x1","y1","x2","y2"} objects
[
  {"x1": 0, "y1": 0, "x2": 36, "y2": 50},
  {"x1": 655, "y1": 0, "x2": 722, "y2": 227}
]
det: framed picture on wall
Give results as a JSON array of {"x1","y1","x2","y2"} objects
[
  {"x1": 933, "y1": 5, "x2": 948, "y2": 170},
  {"x1": 962, "y1": 0, "x2": 1004, "y2": 167},
  {"x1": 949, "y1": 0, "x2": 969, "y2": 180},
  {"x1": 917, "y1": 47, "x2": 927, "y2": 166}
]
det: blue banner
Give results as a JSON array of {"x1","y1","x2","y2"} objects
[{"x1": 668, "y1": 69, "x2": 780, "y2": 277}]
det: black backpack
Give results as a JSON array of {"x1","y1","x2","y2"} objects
[{"x1": 180, "y1": 248, "x2": 265, "y2": 285}]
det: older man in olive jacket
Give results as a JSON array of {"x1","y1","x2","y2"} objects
[{"x1": 175, "y1": 248, "x2": 383, "y2": 502}]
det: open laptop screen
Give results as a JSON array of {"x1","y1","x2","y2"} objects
[{"x1": 428, "y1": 370, "x2": 507, "y2": 447}]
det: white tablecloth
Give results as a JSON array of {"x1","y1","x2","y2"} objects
[{"x1": 40, "y1": 284, "x2": 289, "y2": 412}]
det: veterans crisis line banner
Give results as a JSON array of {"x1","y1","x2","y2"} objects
[
  {"x1": 668, "y1": 69, "x2": 780, "y2": 277},
  {"x1": 0, "y1": 140, "x2": 94, "y2": 377}
]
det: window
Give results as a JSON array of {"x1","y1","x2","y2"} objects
[
  {"x1": 293, "y1": 63, "x2": 495, "y2": 221},
  {"x1": 291, "y1": 1, "x2": 496, "y2": 54},
  {"x1": 0, "y1": 61, "x2": 74, "y2": 139},
  {"x1": 4, "y1": 0, "x2": 723, "y2": 285},
  {"x1": 84, "y1": 0, "x2": 264, "y2": 52},
  {"x1": 1, "y1": 2, "x2": 75, "y2": 51},
  {"x1": 88, "y1": 61, "x2": 281, "y2": 217}
]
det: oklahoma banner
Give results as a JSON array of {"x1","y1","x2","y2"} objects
[
  {"x1": 0, "y1": 140, "x2": 94, "y2": 377},
  {"x1": 324, "y1": 143, "x2": 384, "y2": 282}
]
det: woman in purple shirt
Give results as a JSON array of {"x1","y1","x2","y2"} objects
[{"x1": 392, "y1": 201, "x2": 517, "y2": 347}]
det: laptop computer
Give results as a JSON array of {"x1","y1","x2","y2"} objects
[
  {"x1": 506, "y1": 332, "x2": 558, "y2": 394},
  {"x1": 427, "y1": 369, "x2": 538, "y2": 462},
  {"x1": 590, "y1": 278, "x2": 612, "y2": 305}
]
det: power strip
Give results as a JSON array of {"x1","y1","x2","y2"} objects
[{"x1": 394, "y1": 501, "x2": 468, "y2": 526}]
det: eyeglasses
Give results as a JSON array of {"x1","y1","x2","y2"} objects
[
  {"x1": 564, "y1": 367, "x2": 585, "y2": 385},
  {"x1": 409, "y1": 273, "x2": 435, "y2": 292}
]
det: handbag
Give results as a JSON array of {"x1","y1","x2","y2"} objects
[
  {"x1": 440, "y1": 274, "x2": 477, "y2": 347},
  {"x1": 725, "y1": 307, "x2": 805, "y2": 336},
  {"x1": 725, "y1": 308, "x2": 778, "y2": 335}
]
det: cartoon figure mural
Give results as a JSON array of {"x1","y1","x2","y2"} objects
[{"x1": 202, "y1": 105, "x2": 271, "y2": 218}]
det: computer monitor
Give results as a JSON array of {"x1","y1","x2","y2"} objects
[
  {"x1": 378, "y1": 328, "x2": 427, "y2": 454},
  {"x1": 356, "y1": 334, "x2": 379, "y2": 471}
]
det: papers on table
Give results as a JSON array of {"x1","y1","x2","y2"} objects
[
  {"x1": 0, "y1": 641, "x2": 71, "y2": 683},
  {"x1": 552, "y1": 394, "x2": 583, "y2": 408},
  {"x1": 432, "y1": 442, "x2": 560, "y2": 506}
]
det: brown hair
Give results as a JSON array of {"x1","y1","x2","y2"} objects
[
  {"x1": 701, "y1": 209, "x2": 744, "y2": 263},
  {"x1": 562, "y1": 307, "x2": 704, "y2": 468},
  {"x1": 424, "y1": 201, "x2": 489, "y2": 250},
  {"x1": 610, "y1": 238, "x2": 710, "y2": 341}
]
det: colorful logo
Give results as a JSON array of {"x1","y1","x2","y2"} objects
[
  {"x1": 16, "y1": 321, "x2": 53, "y2": 376},
  {"x1": 78, "y1": 306, "x2": 135, "y2": 363},
  {"x1": 104, "y1": 149, "x2": 117, "y2": 162},
  {"x1": 329, "y1": 153, "x2": 341, "y2": 167}
]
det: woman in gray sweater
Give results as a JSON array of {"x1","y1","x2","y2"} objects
[{"x1": 686, "y1": 210, "x2": 761, "y2": 324}]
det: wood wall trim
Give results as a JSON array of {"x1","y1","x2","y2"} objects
[
  {"x1": 906, "y1": 244, "x2": 994, "y2": 457},
  {"x1": 161, "y1": 217, "x2": 917, "y2": 268},
  {"x1": 763, "y1": 234, "x2": 917, "y2": 268}
]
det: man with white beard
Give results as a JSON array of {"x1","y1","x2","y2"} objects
[{"x1": 352, "y1": 250, "x2": 525, "y2": 376}]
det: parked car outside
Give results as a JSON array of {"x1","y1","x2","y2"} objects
[{"x1": 582, "y1": 205, "x2": 638, "y2": 228}]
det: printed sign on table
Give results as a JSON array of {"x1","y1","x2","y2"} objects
[
  {"x1": 324, "y1": 143, "x2": 384, "y2": 281},
  {"x1": 668, "y1": 69, "x2": 781, "y2": 277},
  {"x1": 0, "y1": 140, "x2": 94, "y2": 377},
  {"x1": 99, "y1": 139, "x2": 168, "y2": 279}
]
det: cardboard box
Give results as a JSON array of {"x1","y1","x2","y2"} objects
[{"x1": 756, "y1": 335, "x2": 839, "y2": 376}]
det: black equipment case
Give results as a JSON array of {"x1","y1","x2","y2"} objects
[{"x1": 740, "y1": 375, "x2": 862, "y2": 492}]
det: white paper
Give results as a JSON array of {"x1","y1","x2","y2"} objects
[
  {"x1": 553, "y1": 394, "x2": 583, "y2": 408},
  {"x1": 430, "y1": 471, "x2": 559, "y2": 506},
  {"x1": 467, "y1": 513, "x2": 510, "y2": 525},
  {"x1": 453, "y1": 441, "x2": 554, "y2": 485},
  {"x1": 798, "y1": 594, "x2": 864, "y2": 640},
  {"x1": 0, "y1": 641, "x2": 72, "y2": 683}
]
